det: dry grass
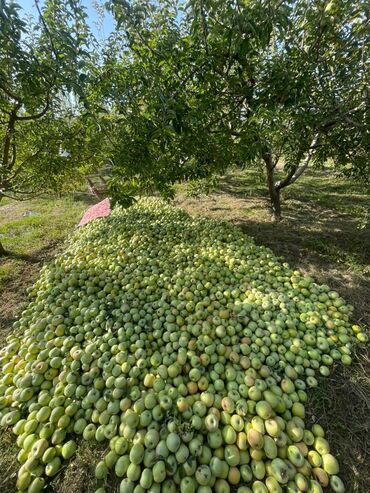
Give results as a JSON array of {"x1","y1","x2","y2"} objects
[
  {"x1": 50, "y1": 442, "x2": 108, "y2": 493},
  {"x1": 306, "y1": 347, "x2": 370, "y2": 493},
  {"x1": 0, "y1": 194, "x2": 95, "y2": 493},
  {"x1": 176, "y1": 169, "x2": 370, "y2": 326},
  {"x1": 0, "y1": 428, "x2": 19, "y2": 493}
]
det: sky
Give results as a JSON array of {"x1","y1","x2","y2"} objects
[{"x1": 15, "y1": 0, "x2": 115, "y2": 41}]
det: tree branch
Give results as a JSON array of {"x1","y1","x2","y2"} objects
[
  {"x1": 15, "y1": 98, "x2": 50, "y2": 121},
  {"x1": 8, "y1": 148, "x2": 44, "y2": 182},
  {"x1": 171, "y1": 60, "x2": 208, "y2": 98},
  {"x1": 275, "y1": 133, "x2": 319, "y2": 191},
  {"x1": 199, "y1": 0, "x2": 209, "y2": 55},
  {"x1": 272, "y1": 135, "x2": 289, "y2": 169},
  {"x1": 343, "y1": 116, "x2": 366, "y2": 129},
  {"x1": 9, "y1": 142, "x2": 16, "y2": 168},
  {"x1": 321, "y1": 102, "x2": 367, "y2": 130},
  {"x1": 34, "y1": 0, "x2": 59, "y2": 61},
  {"x1": 0, "y1": 81, "x2": 22, "y2": 102},
  {"x1": 1, "y1": 107, "x2": 18, "y2": 171},
  {"x1": 0, "y1": 189, "x2": 46, "y2": 201}
]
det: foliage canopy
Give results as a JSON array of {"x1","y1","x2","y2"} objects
[
  {"x1": 94, "y1": 0, "x2": 369, "y2": 217},
  {"x1": 0, "y1": 0, "x2": 94, "y2": 205}
]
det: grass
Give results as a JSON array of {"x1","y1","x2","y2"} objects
[
  {"x1": 306, "y1": 347, "x2": 370, "y2": 493},
  {"x1": 0, "y1": 169, "x2": 369, "y2": 492},
  {"x1": 49, "y1": 441, "x2": 109, "y2": 493},
  {"x1": 0, "y1": 195, "x2": 92, "y2": 254},
  {"x1": 0, "y1": 428, "x2": 19, "y2": 492},
  {"x1": 0, "y1": 194, "x2": 93, "y2": 343},
  {"x1": 0, "y1": 193, "x2": 101, "y2": 493}
]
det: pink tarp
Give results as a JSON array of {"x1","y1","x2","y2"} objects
[{"x1": 78, "y1": 198, "x2": 111, "y2": 227}]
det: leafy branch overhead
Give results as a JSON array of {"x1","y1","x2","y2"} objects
[
  {"x1": 0, "y1": 0, "x2": 96, "y2": 205},
  {"x1": 98, "y1": 0, "x2": 369, "y2": 219}
]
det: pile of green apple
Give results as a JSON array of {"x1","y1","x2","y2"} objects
[{"x1": 0, "y1": 199, "x2": 367, "y2": 493}]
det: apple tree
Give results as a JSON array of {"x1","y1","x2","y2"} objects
[
  {"x1": 102, "y1": 0, "x2": 369, "y2": 219},
  {"x1": 0, "y1": 0, "x2": 94, "y2": 254}
]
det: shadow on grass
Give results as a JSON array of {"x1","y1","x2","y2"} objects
[
  {"x1": 219, "y1": 174, "x2": 267, "y2": 199},
  {"x1": 239, "y1": 219, "x2": 369, "y2": 318},
  {"x1": 0, "y1": 428, "x2": 19, "y2": 493},
  {"x1": 219, "y1": 169, "x2": 369, "y2": 212},
  {"x1": 0, "y1": 240, "x2": 64, "y2": 344},
  {"x1": 0, "y1": 239, "x2": 62, "y2": 264},
  {"x1": 71, "y1": 192, "x2": 99, "y2": 206}
]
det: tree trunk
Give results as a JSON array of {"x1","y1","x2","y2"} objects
[
  {"x1": 263, "y1": 153, "x2": 282, "y2": 221},
  {"x1": 2, "y1": 108, "x2": 17, "y2": 170},
  {"x1": 269, "y1": 185, "x2": 281, "y2": 222},
  {"x1": 0, "y1": 240, "x2": 6, "y2": 257},
  {"x1": 0, "y1": 109, "x2": 18, "y2": 257},
  {"x1": 0, "y1": 195, "x2": 6, "y2": 256},
  {"x1": 275, "y1": 134, "x2": 319, "y2": 191}
]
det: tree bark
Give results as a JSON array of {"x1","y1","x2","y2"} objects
[
  {"x1": 261, "y1": 134, "x2": 319, "y2": 222},
  {"x1": 2, "y1": 109, "x2": 17, "y2": 170},
  {"x1": 263, "y1": 152, "x2": 282, "y2": 221},
  {"x1": 0, "y1": 196, "x2": 6, "y2": 256},
  {"x1": 0, "y1": 109, "x2": 18, "y2": 257}
]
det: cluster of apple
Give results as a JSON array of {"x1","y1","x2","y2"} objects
[{"x1": 0, "y1": 199, "x2": 366, "y2": 493}]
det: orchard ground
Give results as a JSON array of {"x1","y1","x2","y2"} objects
[{"x1": 0, "y1": 169, "x2": 369, "y2": 493}]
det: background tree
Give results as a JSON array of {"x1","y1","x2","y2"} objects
[
  {"x1": 88, "y1": 0, "x2": 240, "y2": 205},
  {"x1": 103, "y1": 0, "x2": 369, "y2": 219},
  {"x1": 246, "y1": 0, "x2": 370, "y2": 219},
  {"x1": 0, "y1": 0, "x2": 94, "y2": 254}
]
